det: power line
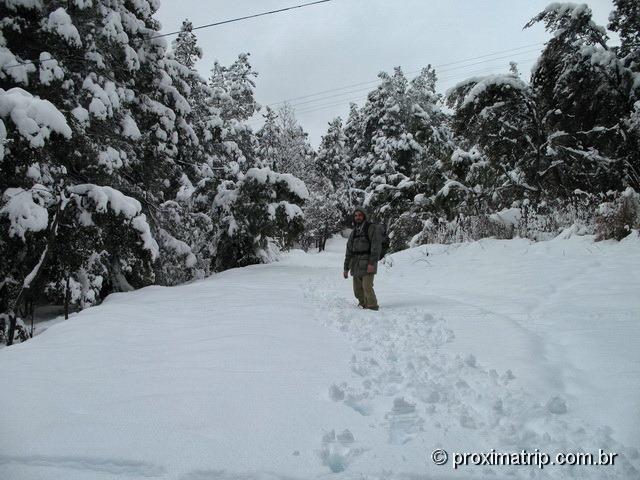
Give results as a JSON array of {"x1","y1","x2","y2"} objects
[
  {"x1": 277, "y1": 55, "x2": 539, "y2": 115},
  {"x1": 2, "y1": 0, "x2": 332, "y2": 70},
  {"x1": 249, "y1": 57, "x2": 538, "y2": 122},
  {"x1": 265, "y1": 42, "x2": 544, "y2": 107},
  {"x1": 292, "y1": 61, "x2": 537, "y2": 116},
  {"x1": 151, "y1": 0, "x2": 332, "y2": 38},
  {"x1": 282, "y1": 49, "x2": 541, "y2": 110}
]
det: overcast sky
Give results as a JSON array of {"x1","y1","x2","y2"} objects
[{"x1": 155, "y1": 0, "x2": 616, "y2": 147}]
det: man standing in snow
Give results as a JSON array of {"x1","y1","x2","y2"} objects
[{"x1": 343, "y1": 208, "x2": 382, "y2": 310}]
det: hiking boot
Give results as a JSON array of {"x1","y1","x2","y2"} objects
[{"x1": 366, "y1": 306, "x2": 379, "y2": 311}]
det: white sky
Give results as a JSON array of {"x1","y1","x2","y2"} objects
[{"x1": 155, "y1": 0, "x2": 616, "y2": 147}]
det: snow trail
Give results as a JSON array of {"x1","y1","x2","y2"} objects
[{"x1": 300, "y1": 236, "x2": 640, "y2": 478}]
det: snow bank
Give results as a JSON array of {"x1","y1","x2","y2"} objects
[{"x1": 1, "y1": 235, "x2": 638, "y2": 479}]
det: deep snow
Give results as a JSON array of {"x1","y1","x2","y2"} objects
[{"x1": 1, "y1": 233, "x2": 639, "y2": 479}]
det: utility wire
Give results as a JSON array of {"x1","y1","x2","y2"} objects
[
  {"x1": 272, "y1": 54, "x2": 539, "y2": 115},
  {"x1": 249, "y1": 57, "x2": 538, "y2": 122},
  {"x1": 282, "y1": 49, "x2": 541, "y2": 110},
  {"x1": 292, "y1": 59, "x2": 537, "y2": 115},
  {"x1": 266, "y1": 42, "x2": 544, "y2": 106},
  {"x1": 151, "y1": 0, "x2": 331, "y2": 39},
  {"x1": 2, "y1": 0, "x2": 332, "y2": 70}
]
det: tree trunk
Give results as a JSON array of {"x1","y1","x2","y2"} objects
[
  {"x1": 6, "y1": 313, "x2": 17, "y2": 347},
  {"x1": 64, "y1": 275, "x2": 70, "y2": 320},
  {"x1": 6, "y1": 201, "x2": 62, "y2": 346}
]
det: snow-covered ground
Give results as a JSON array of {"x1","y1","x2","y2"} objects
[{"x1": 1, "y1": 233, "x2": 639, "y2": 479}]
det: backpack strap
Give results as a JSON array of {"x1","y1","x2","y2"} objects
[
  {"x1": 364, "y1": 222, "x2": 377, "y2": 243},
  {"x1": 352, "y1": 221, "x2": 373, "y2": 255}
]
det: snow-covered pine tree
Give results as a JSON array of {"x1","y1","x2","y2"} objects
[
  {"x1": 608, "y1": 0, "x2": 640, "y2": 193},
  {"x1": 153, "y1": 18, "x2": 218, "y2": 284},
  {"x1": 0, "y1": 0, "x2": 207, "y2": 342},
  {"x1": 271, "y1": 103, "x2": 316, "y2": 182},
  {"x1": 402, "y1": 66, "x2": 454, "y2": 238},
  {"x1": 256, "y1": 106, "x2": 283, "y2": 171},
  {"x1": 212, "y1": 167, "x2": 308, "y2": 270},
  {"x1": 342, "y1": 66, "x2": 453, "y2": 251},
  {"x1": 256, "y1": 105, "x2": 345, "y2": 252},
  {"x1": 300, "y1": 173, "x2": 342, "y2": 252},
  {"x1": 344, "y1": 102, "x2": 366, "y2": 197},
  {"x1": 608, "y1": 0, "x2": 640, "y2": 63},
  {"x1": 315, "y1": 117, "x2": 353, "y2": 224},
  {"x1": 445, "y1": 72, "x2": 538, "y2": 211},
  {"x1": 172, "y1": 19, "x2": 202, "y2": 69},
  {"x1": 197, "y1": 55, "x2": 308, "y2": 270},
  {"x1": 525, "y1": 3, "x2": 638, "y2": 196}
]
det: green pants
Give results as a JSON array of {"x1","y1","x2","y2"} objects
[{"x1": 353, "y1": 274, "x2": 378, "y2": 309}]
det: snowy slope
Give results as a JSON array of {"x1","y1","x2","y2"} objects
[{"x1": 1, "y1": 233, "x2": 639, "y2": 479}]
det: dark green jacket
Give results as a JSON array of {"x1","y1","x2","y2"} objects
[{"x1": 343, "y1": 221, "x2": 382, "y2": 277}]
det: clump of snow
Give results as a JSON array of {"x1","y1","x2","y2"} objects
[
  {"x1": 123, "y1": 45, "x2": 140, "y2": 71},
  {"x1": 546, "y1": 395, "x2": 568, "y2": 414},
  {"x1": 73, "y1": 0, "x2": 92, "y2": 9},
  {"x1": 38, "y1": 52, "x2": 64, "y2": 85},
  {"x1": 245, "y1": 167, "x2": 310, "y2": 200},
  {"x1": 0, "y1": 87, "x2": 72, "y2": 148},
  {"x1": 132, "y1": 214, "x2": 159, "y2": 261},
  {"x1": 542, "y1": 2, "x2": 591, "y2": 19},
  {"x1": 45, "y1": 8, "x2": 82, "y2": 47},
  {"x1": 490, "y1": 207, "x2": 522, "y2": 227},
  {"x1": 0, "y1": 45, "x2": 37, "y2": 85},
  {"x1": 71, "y1": 105, "x2": 89, "y2": 125},
  {"x1": 157, "y1": 228, "x2": 196, "y2": 267},
  {"x1": 97, "y1": 146, "x2": 124, "y2": 173},
  {"x1": 82, "y1": 76, "x2": 122, "y2": 119},
  {"x1": 267, "y1": 201, "x2": 303, "y2": 221},
  {"x1": 26, "y1": 163, "x2": 42, "y2": 181},
  {"x1": 460, "y1": 74, "x2": 527, "y2": 108},
  {"x1": 64, "y1": 187, "x2": 154, "y2": 259},
  {"x1": 464, "y1": 353, "x2": 477, "y2": 367},
  {"x1": 88, "y1": 97, "x2": 107, "y2": 119},
  {"x1": 101, "y1": 10, "x2": 129, "y2": 45},
  {"x1": 391, "y1": 396, "x2": 416, "y2": 414},
  {"x1": 0, "y1": 187, "x2": 49, "y2": 240},
  {"x1": 436, "y1": 179, "x2": 469, "y2": 197},
  {"x1": 120, "y1": 114, "x2": 141, "y2": 139},
  {"x1": 67, "y1": 184, "x2": 141, "y2": 218},
  {"x1": 175, "y1": 174, "x2": 195, "y2": 202}
]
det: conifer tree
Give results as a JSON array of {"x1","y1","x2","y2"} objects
[{"x1": 0, "y1": 0, "x2": 202, "y2": 342}]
